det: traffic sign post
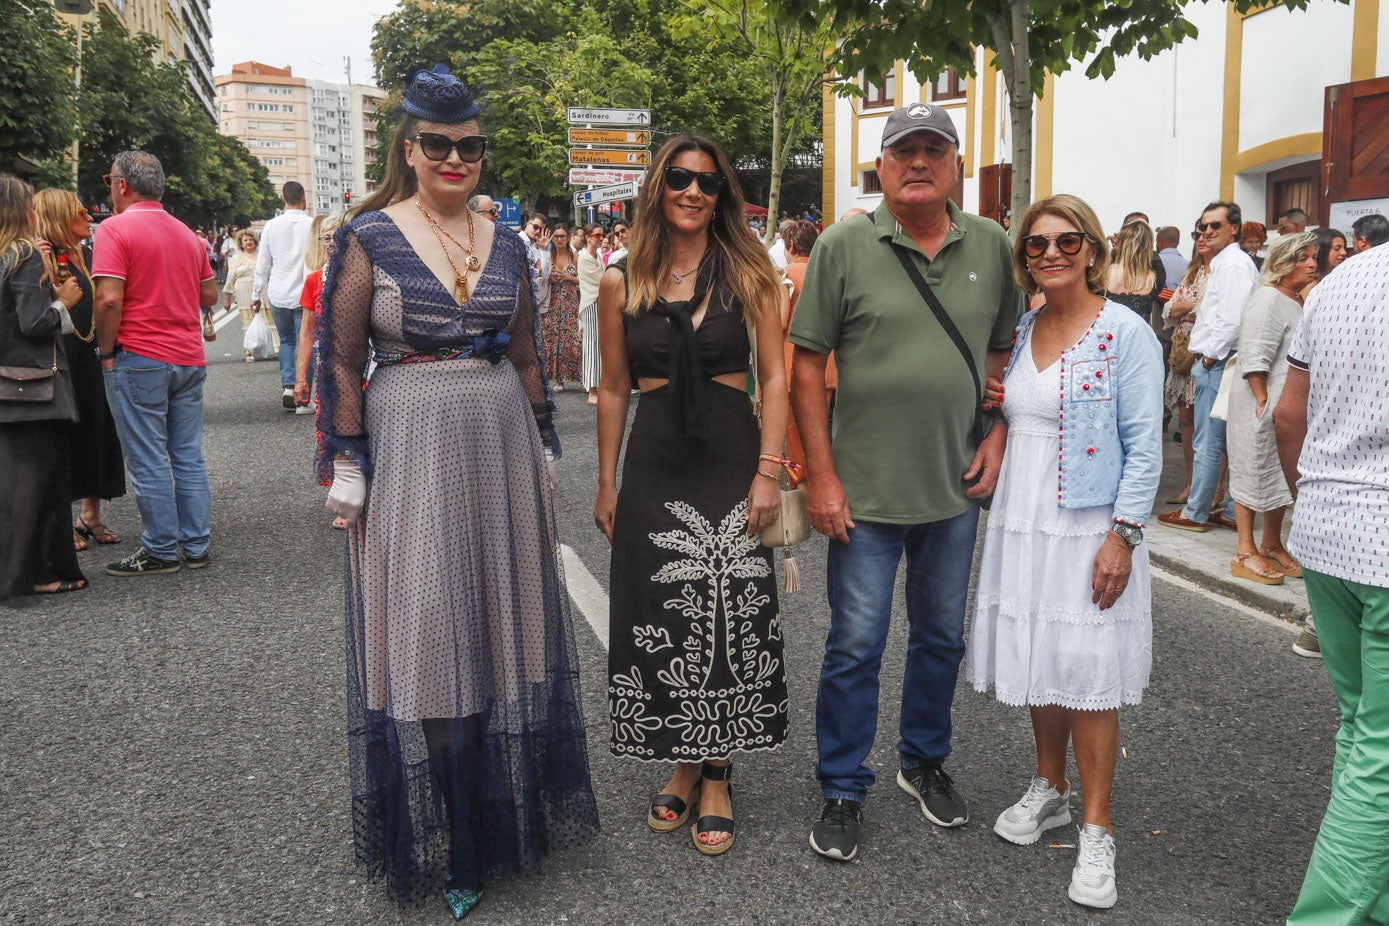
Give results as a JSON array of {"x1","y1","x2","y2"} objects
[
  {"x1": 566, "y1": 107, "x2": 650, "y2": 127},
  {"x1": 570, "y1": 148, "x2": 650, "y2": 167},
  {"x1": 573, "y1": 181, "x2": 640, "y2": 208},
  {"x1": 567, "y1": 128, "x2": 650, "y2": 147},
  {"x1": 568, "y1": 168, "x2": 646, "y2": 186}
]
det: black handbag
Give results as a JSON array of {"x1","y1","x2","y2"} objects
[{"x1": 0, "y1": 342, "x2": 57, "y2": 403}]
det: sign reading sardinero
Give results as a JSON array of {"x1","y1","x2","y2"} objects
[{"x1": 567, "y1": 107, "x2": 651, "y2": 127}]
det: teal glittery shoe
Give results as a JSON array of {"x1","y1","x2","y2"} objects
[{"x1": 444, "y1": 886, "x2": 482, "y2": 920}]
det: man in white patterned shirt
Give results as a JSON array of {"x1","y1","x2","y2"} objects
[
  {"x1": 1158, "y1": 201, "x2": 1258, "y2": 532},
  {"x1": 1275, "y1": 242, "x2": 1389, "y2": 925}
]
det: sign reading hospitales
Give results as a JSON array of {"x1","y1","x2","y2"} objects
[
  {"x1": 568, "y1": 128, "x2": 650, "y2": 147},
  {"x1": 570, "y1": 148, "x2": 650, "y2": 167},
  {"x1": 567, "y1": 107, "x2": 650, "y2": 126},
  {"x1": 574, "y1": 181, "x2": 640, "y2": 207},
  {"x1": 568, "y1": 168, "x2": 646, "y2": 186}
]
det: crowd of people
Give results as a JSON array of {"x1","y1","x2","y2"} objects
[{"x1": 2, "y1": 67, "x2": 1386, "y2": 924}]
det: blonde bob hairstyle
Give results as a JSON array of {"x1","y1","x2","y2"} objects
[
  {"x1": 33, "y1": 188, "x2": 87, "y2": 250},
  {"x1": 1013, "y1": 193, "x2": 1110, "y2": 297},
  {"x1": 1259, "y1": 230, "x2": 1317, "y2": 286},
  {"x1": 237, "y1": 229, "x2": 259, "y2": 250},
  {"x1": 623, "y1": 134, "x2": 781, "y2": 323},
  {"x1": 305, "y1": 212, "x2": 344, "y2": 272}
]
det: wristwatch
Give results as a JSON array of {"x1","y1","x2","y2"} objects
[{"x1": 1110, "y1": 522, "x2": 1143, "y2": 547}]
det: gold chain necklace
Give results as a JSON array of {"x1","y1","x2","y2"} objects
[{"x1": 414, "y1": 196, "x2": 480, "y2": 304}]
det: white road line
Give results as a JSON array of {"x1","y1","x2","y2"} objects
[
  {"x1": 213, "y1": 307, "x2": 240, "y2": 333},
  {"x1": 560, "y1": 544, "x2": 609, "y2": 650},
  {"x1": 1150, "y1": 564, "x2": 1300, "y2": 633}
]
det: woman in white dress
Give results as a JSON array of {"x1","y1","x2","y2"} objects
[
  {"x1": 969, "y1": 194, "x2": 1163, "y2": 910},
  {"x1": 577, "y1": 222, "x2": 605, "y2": 405},
  {"x1": 1226, "y1": 231, "x2": 1318, "y2": 585}
]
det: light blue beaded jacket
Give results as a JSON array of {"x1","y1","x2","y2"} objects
[{"x1": 1003, "y1": 299, "x2": 1165, "y2": 527}]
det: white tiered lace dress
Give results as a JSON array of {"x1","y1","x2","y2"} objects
[{"x1": 967, "y1": 349, "x2": 1152, "y2": 710}]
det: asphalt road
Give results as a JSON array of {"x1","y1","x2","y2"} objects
[{"x1": 0, "y1": 344, "x2": 1337, "y2": 926}]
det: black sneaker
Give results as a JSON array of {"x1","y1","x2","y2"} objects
[
  {"x1": 106, "y1": 547, "x2": 182, "y2": 577},
  {"x1": 810, "y1": 798, "x2": 862, "y2": 861},
  {"x1": 182, "y1": 552, "x2": 210, "y2": 570},
  {"x1": 898, "y1": 762, "x2": 969, "y2": 828}
]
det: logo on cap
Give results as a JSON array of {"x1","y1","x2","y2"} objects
[{"x1": 907, "y1": 104, "x2": 933, "y2": 119}]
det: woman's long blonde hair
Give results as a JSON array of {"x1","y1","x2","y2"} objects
[
  {"x1": 623, "y1": 135, "x2": 781, "y2": 322},
  {"x1": 1110, "y1": 219, "x2": 1155, "y2": 293},
  {"x1": 0, "y1": 174, "x2": 37, "y2": 278},
  {"x1": 305, "y1": 212, "x2": 344, "y2": 272},
  {"x1": 33, "y1": 189, "x2": 86, "y2": 250}
]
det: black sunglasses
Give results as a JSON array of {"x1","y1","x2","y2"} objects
[
  {"x1": 1196, "y1": 220, "x2": 1226, "y2": 234},
  {"x1": 1021, "y1": 231, "x2": 1090, "y2": 258},
  {"x1": 664, "y1": 166, "x2": 724, "y2": 196},
  {"x1": 414, "y1": 133, "x2": 488, "y2": 163}
]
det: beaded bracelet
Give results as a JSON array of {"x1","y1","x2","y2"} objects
[{"x1": 758, "y1": 453, "x2": 805, "y2": 478}]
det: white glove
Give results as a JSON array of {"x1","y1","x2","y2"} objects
[
  {"x1": 326, "y1": 458, "x2": 367, "y2": 525},
  {"x1": 544, "y1": 446, "x2": 558, "y2": 495}
]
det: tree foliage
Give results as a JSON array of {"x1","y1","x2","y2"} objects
[
  {"x1": 369, "y1": 0, "x2": 776, "y2": 214},
  {"x1": 673, "y1": 0, "x2": 835, "y2": 239},
  {"x1": 774, "y1": 0, "x2": 1330, "y2": 223},
  {"x1": 72, "y1": 12, "x2": 277, "y2": 225},
  {"x1": 0, "y1": 0, "x2": 78, "y2": 170}
]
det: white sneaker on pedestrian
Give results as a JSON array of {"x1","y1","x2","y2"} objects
[
  {"x1": 294, "y1": 405, "x2": 313, "y2": 415},
  {"x1": 993, "y1": 776, "x2": 1071, "y2": 845},
  {"x1": 1068, "y1": 823, "x2": 1118, "y2": 909},
  {"x1": 281, "y1": 387, "x2": 295, "y2": 409}
]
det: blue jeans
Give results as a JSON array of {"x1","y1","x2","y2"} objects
[
  {"x1": 103, "y1": 352, "x2": 211, "y2": 560},
  {"x1": 1182, "y1": 358, "x2": 1234, "y2": 524},
  {"x1": 816, "y1": 508, "x2": 980, "y2": 802},
  {"x1": 270, "y1": 303, "x2": 307, "y2": 391}
]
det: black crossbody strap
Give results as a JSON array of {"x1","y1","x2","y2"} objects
[{"x1": 868, "y1": 213, "x2": 985, "y2": 443}]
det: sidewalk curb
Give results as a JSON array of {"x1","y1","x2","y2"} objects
[{"x1": 1149, "y1": 549, "x2": 1310, "y2": 624}]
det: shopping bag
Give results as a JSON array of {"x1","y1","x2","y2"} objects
[{"x1": 244, "y1": 312, "x2": 275, "y2": 360}]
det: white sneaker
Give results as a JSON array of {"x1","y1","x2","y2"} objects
[
  {"x1": 281, "y1": 387, "x2": 295, "y2": 409},
  {"x1": 993, "y1": 776, "x2": 1070, "y2": 845},
  {"x1": 294, "y1": 405, "x2": 313, "y2": 415},
  {"x1": 1068, "y1": 823, "x2": 1118, "y2": 909}
]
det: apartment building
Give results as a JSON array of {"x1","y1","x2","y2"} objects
[
  {"x1": 57, "y1": 0, "x2": 215, "y2": 121},
  {"x1": 216, "y1": 62, "x2": 384, "y2": 214}
]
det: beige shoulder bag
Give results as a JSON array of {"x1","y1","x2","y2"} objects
[{"x1": 747, "y1": 310, "x2": 809, "y2": 592}]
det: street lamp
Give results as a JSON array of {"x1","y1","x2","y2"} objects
[{"x1": 54, "y1": 0, "x2": 96, "y2": 187}]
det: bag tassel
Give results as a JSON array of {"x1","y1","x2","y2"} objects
[{"x1": 781, "y1": 547, "x2": 801, "y2": 594}]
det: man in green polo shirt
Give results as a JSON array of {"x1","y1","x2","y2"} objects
[{"x1": 790, "y1": 103, "x2": 1021, "y2": 863}]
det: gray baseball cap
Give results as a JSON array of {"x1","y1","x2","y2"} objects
[{"x1": 880, "y1": 103, "x2": 959, "y2": 150}]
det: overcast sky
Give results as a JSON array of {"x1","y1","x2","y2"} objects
[{"x1": 210, "y1": 0, "x2": 394, "y2": 87}]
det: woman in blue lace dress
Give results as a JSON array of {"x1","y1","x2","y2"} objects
[{"x1": 315, "y1": 66, "x2": 598, "y2": 920}]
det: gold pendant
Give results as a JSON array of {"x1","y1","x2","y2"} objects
[
  {"x1": 465, "y1": 255, "x2": 481, "y2": 272},
  {"x1": 453, "y1": 275, "x2": 469, "y2": 305}
]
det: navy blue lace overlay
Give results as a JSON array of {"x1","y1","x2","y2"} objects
[
  {"x1": 315, "y1": 210, "x2": 559, "y2": 485},
  {"x1": 319, "y1": 209, "x2": 595, "y2": 907}
]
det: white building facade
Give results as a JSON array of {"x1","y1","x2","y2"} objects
[{"x1": 823, "y1": 0, "x2": 1389, "y2": 237}]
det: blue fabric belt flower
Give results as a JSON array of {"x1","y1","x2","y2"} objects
[{"x1": 471, "y1": 328, "x2": 510, "y2": 364}]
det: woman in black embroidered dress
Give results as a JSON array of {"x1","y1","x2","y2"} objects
[
  {"x1": 315, "y1": 66, "x2": 597, "y2": 920},
  {"x1": 594, "y1": 135, "x2": 790, "y2": 856}
]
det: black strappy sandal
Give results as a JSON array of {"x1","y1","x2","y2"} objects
[
  {"x1": 648, "y1": 779, "x2": 701, "y2": 833},
  {"x1": 691, "y1": 762, "x2": 735, "y2": 856}
]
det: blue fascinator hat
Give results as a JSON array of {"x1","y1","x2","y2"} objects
[{"x1": 402, "y1": 64, "x2": 481, "y2": 124}]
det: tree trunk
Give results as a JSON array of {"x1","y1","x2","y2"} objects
[
  {"x1": 766, "y1": 84, "x2": 784, "y2": 245},
  {"x1": 1006, "y1": 0, "x2": 1033, "y2": 229}
]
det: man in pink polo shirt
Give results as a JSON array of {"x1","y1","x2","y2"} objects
[{"x1": 93, "y1": 150, "x2": 219, "y2": 576}]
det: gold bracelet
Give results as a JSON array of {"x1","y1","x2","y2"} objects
[{"x1": 757, "y1": 469, "x2": 779, "y2": 481}]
